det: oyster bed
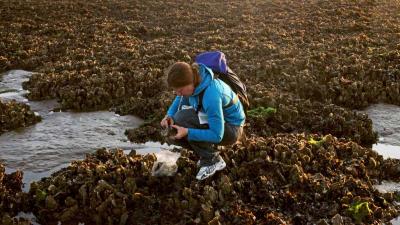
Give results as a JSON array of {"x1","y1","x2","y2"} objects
[
  {"x1": 1, "y1": 0, "x2": 399, "y2": 118},
  {"x1": 0, "y1": 164, "x2": 30, "y2": 225},
  {"x1": 0, "y1": 100, "x2": 41, "y2": 135},
  {"x1": 3, "y1": 134, "x2": 400, "y2": 224},
  {"x1": 126, "y1": 92, "x2": 378, "y2": 146},
  {"x1": 1, "y1": 0, "x2": 400, "y2": 224}
]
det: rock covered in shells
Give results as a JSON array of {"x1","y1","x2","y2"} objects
[
  {"x1": 1, "y1": 0, "x2": 399, "y2": 120},
  {"x1": 0, "y1": 99, "x2": 42, "y2": 135},
  {"x1": 28, "y1": 135, "x2": 400, "y2": 224},
  {"x1": 1, "y1": 0, "x2": 400, "y2": 224},
  {"x1": 128, "y1": 89, "x2": 378, "y2": 146},
  {"x1": 0, "y1": 163, "x2": 30, "y2": 225},
  {"x1": 248, "y1": 92, "x2": 377, "y2": 146}
]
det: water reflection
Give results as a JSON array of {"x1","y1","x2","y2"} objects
[
  {"x1": 0, "y1": 70, "x2": 172, "y2": 177},
  {"x1": 364, "y1": 103, "x2": 400, "y2": 147},
  {"x1": 362, "y1": 104, "x2": 400, "y2": 224},
  {"x1": 373, "y1": 143, "x2": 400, "y2": 160},
  {"x1": 0, "y1": 110, "x2": 142, "y2": 172}
]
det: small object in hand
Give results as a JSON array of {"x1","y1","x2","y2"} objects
[
  {"x1": 161, "y1": 127, "x2": 169, "y2": 137},
  {"x1": 161, "y1": 126, "x2": 177, "y2": 138}
]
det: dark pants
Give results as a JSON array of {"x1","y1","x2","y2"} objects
[{"x1": 170, "y1": 108, "x2": 243, "y2": 166}]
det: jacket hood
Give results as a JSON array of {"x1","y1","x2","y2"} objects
[{"x1": 192, "y1": 63, "x2": 213, "y2": 96}]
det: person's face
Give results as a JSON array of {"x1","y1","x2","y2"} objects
[{"x1": 173, "y1": 84, "x2": 194, "y2": 97}]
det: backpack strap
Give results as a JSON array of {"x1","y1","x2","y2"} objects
[
  {"x1": 196, "y1": 89, "x2": 206, "y2": 113},
  {"x1": 224, "y1": 94, "x2": 239, "y2": 108},
  {"x1": 196, "y1": 87, "x2": 238, "y2": 113}
]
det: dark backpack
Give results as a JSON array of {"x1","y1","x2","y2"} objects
[{"x1": 195, "y1": 51, "x2": 250, "y2": 113}]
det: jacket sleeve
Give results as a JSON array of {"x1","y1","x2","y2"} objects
[
  {"x1": 187, "y1": 87, "x2": 224, "y2": 143},
  {"x1": 167, "y1": 96, "x2": 183, "y2": 117}
]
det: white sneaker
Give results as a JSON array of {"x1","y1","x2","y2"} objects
[{"x1": 196, "y1": 156, "x2": 226, "y2": 180}]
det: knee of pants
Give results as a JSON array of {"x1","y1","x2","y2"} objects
[{"x1": 173, "y1": 109, "x2": 195, "y2": 127}]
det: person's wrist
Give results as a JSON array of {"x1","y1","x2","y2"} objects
[{"x1": 184, "y1": 127, "x2": 189, "y2": 137}]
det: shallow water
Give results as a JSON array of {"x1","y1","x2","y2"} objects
[
  {"x1": 1, "y1": 70, "x2": 400, "y2": 223},
  {"x1": 0, "y1": 70, "x2": 172, "y2": 188},
  {"x1": 364, "y1": 103, "x2": 400, "y2": 145},
  {"x1": 361, "y1": 104, "x2": 400, "y2": 224},
  {"x1": 362, "y1": 103, "x2": 400, "y2": 160},
  {"x1": 0, "y1": 110, "x2": 142, "y2": 172}
]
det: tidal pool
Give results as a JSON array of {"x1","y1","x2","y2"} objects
[
  {"x1": 0, "y1": 70, "x2": 172, "y2": 190},
  {"x1": 361, "y1": 103, "x2": 400, "y2": 160},
  {"x1": 361, "y1": 103, "x2": 400, "y2": 224}
]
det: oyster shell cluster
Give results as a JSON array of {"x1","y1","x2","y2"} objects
[
  {"x1": 0, "y1": 164, "x2": 30, "y2": 225},
  {"x1": 1, "y1": 0, "x2": 399, "y2": 118},
  {"x1": 0, "y1": 100, "x2": 41, "y2": 135},
  {"x1": 248, "y1": 92, "x2": 378, "y2": 146},
  {"x1": 127, "y1": 91, "x2": 378, "y2": 146},
  {"x1": 0, "y1": 0, "x2": 400, "y2": 224},
  {"x1": 26, "y1": 135, "x2": 400, "y2": 224}
]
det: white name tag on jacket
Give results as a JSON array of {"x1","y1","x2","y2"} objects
[{"x1": 198, "y1": 111, "x2": 209, "y2": 124}]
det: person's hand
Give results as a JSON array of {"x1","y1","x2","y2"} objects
[
  {"x1": 160, "y1": 116, "x2": 174, "y2": 128},
  {"x1": 170, "y1": 124, "x2": 188, "y2": 139}
]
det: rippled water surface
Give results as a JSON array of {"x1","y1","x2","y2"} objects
[
  {"x1": 362, "y1": 104, "x2": 400, "y2": 159},
  {"x1": 1, "y1": 110, "x2": 142, "y2": 172},
  {"x1": 361, "y1": 104, "x2": 400, "y2": 224},
  {"x1": 0, "y1": 70, "x2": 170, "y2": 185},
  {"x1": 364, "y1": 104, "x2": 400, "y2": 145}
]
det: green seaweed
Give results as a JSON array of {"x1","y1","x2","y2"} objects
[
  {"x1": 247, "y1": 107, "x2": 277, "y2": 118},
  {"x1": 35, "y1": 189, "x2": 47, "y2": 203},
  {"x1": 347, "y1": 201, "x2": 372, "y2": 224},
  {"x1": 308, "y1": 136, "x2": 327, "y2": 147}
]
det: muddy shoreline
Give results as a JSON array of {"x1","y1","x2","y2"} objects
[{"x1": 1, "y1": 0, "x2": 400, "y2": 224}]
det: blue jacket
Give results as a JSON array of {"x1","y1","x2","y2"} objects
[{"x1": 167, "y1": 64, "x2": 245, "y2": 143}]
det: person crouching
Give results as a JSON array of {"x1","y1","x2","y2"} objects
[{"x1": 160, "y1": 61, "x2": 245, "y2": 180}]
